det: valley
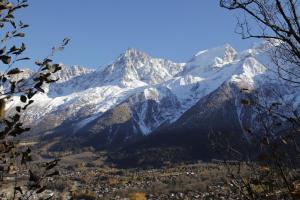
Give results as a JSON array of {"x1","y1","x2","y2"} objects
[{"x1": 0, "y1": 149, "x2": 250, "y2": 200}]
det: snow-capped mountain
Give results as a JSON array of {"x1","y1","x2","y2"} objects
[{"x1": 6, "y1": 42, "x2": 300, "y2": 152}]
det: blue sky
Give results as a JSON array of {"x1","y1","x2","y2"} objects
[{"x1": 19, "y1": 0, "x2": 258, "y2": 68}]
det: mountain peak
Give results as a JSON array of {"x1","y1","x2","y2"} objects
[
  {"x1": 52, "y1": 65, "x2": 94, "y2": 83},
  {"x1": 99, "y1": 48, "x2": 184, "y2": 85},
  {"x1": 123, "y1": 48, "x2": 149, "y2": 59},
  {"x1": 125, "y1": 47, "x2": 140, "y2": 53},
  {"x1": 194, "y1": 43, "x2": 236, "y2": 59},
  {"x1": 182, "y1": 44, "x2": 238, "y2": 76},
  {"x1": 223, "y1": 44, "x2": 237, "y2": 64}
]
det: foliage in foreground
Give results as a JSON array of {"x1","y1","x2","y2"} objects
[
  {"x1": 215, "y1": 0, "x2": 300, "y2": 199},
  {"x1": 0, "y1": 0, "x2": 69, "y2": 199}
]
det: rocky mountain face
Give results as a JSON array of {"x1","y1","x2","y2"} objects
[{"x1": 6, "y1": 43, "x2": 300, "y2": 159}]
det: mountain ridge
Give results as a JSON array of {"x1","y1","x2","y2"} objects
[{"x1": 6, "y1": 42, "x2": 300, "y2": 158}]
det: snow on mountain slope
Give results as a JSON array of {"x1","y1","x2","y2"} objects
[
  {"x1": 7, "y1": 41, "x2": 300, "y2": 147},
  {"x1": 6, "y1": 49, "x2": 185, "y2": 135},
  {"x1": 53, "y1": 65, "x2": 95, "y2": 83},
  {"x1": 160, "y1": 44, "x2": 267, "y2": 120},
  {"x1": 127, "y1": 86, "x2": 181, "y2": 134},
  {"x1": 100, "y1": 48, "x2": 185, "y2": 86},
  {"x1": 181, "y1": 44, "x2": 237, "y2": 76}
]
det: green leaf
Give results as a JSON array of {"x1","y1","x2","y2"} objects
[
  {"x1": 21, "y1": 24, "x2": 29, "y2": 29},
  {"x1": 9, "y1": 45, "x2": 18, "y2": 53},
  {"x1": 7, "y1": 68, "x2": 22, "y2": 75},
  {"x1": 10, "y1": 81, "x2": 16, "y2": 93},
  {"x1": 35, "y1": 60, "x2": 42, "y2": 66},
  {"x1": 6, "y1": 14, "x2": 14, "y2": 19},
  {"x1": 0, "y1": 47, "x2": 6, "y2": 55},
  {"x1": 27, "y1": 90, "x2": 37, "y2": 99},
  {"x1": 16, "y1": 106, "x2": 21, "y2": 112},
  {"x1": 23, "y1": 100, "x2": 34, "y2": 110},
  {"x1": 63, "y1": 38, "x2": 70, "y2": 45},
  {"x1": 20, "y1": 43, "x2": 26, "y2": 51},
  {"x1": 16, "y1": 57, "x2": 30, "y2": 61},
  {"x1": 0, "y1": 55, "x2": 11, "y2": 64},
  {"x1": 34, "y1": 82, "x2": 44, "y2": 93},
  {"x1": 20, "y1": 95, "x2": 27, "y2": 103},
  {"x1": 12, "y1": 113, "x2": 20, "y2": 121},
  {"x1": 13, "y1": 32, "x2": 25, "y2": 37},
  {"x1": 9, "y1": 127, "x2": 26, "y2": 137},
  {"x1": 9, "y1": 20, "x2": 16, "y2": 29}
]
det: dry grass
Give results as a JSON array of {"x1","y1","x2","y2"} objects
[
  {"x1": 129, "y1": 192, "x2": 147, "y2": 200},
  {"x1": 72, "y1": 191, "x2": 97, "y2": 200}
]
